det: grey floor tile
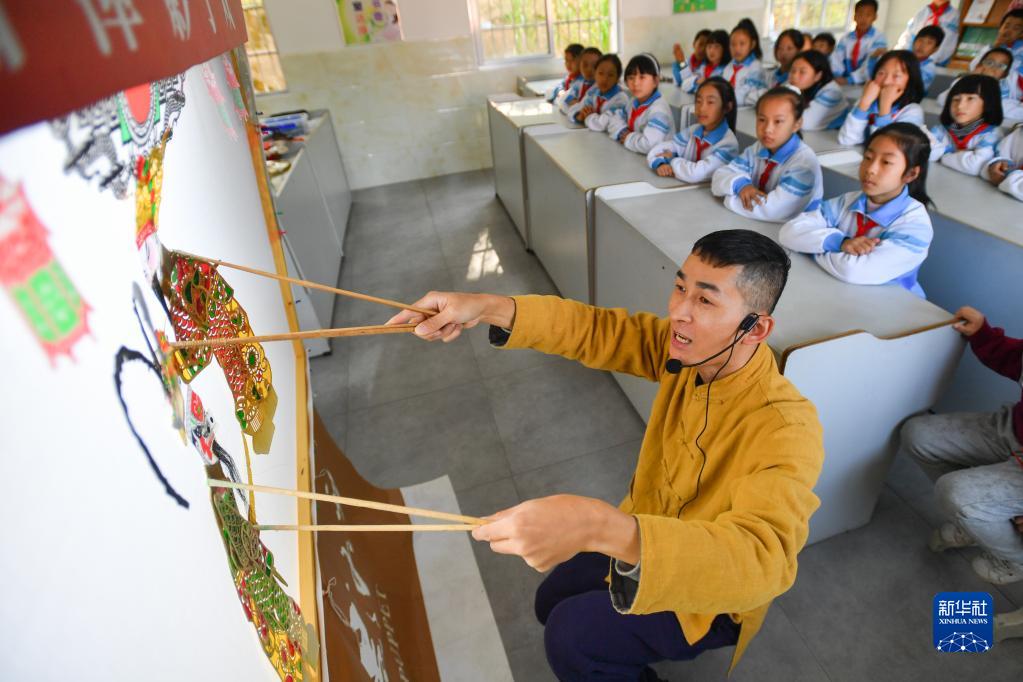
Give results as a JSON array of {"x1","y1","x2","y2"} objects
[
  {"x1": 778, "y1": 487, "x2": 1023, "y2": 681},
  {"x1": 340, "y1": 262, "x2": 454, "y2": 328},
  {"x1": 514, "y1": 438, "x2": 642, "y2": 505},
  {"x1": 653, "y1": 603, "x2": 830, "y2": 681},
  {"x1": 313, "y1": 393, "x2": 348, "y2": 453},
  {"x1": 457, "y1": 478, "x2": 549, "y2": 655},
  {"x1": 429, "y1": 197, "x2": 511, "y2": 234},
  {"x1": 346, "y1": 330, "x2": 481, "y2": 410},
  {"x1": 346, "y1": 381, "x2": 511, "y2": 492},
  {"x1": 506, "y1": 636, "x2": 558, "y2": 682},
  {"x1": 436, "y1": 219, "x2": 528, "y2": 275},
  {"x1": 352, "y1": 178, "x2": 426, "y2": 208},
  {"x1": 344, "y1": 225, "x2": 447, "y2": 278},
  {"x1": 486, "y1": 360, "x2": 646, "y2": 473}
]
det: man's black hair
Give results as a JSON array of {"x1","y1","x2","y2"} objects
[{"x1": 691, "y1": 230, "x2": 791, "y2": 313}]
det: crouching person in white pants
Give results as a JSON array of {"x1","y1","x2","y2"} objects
[{"x1": 899, "y1": 305, "x2": 1023, "y2": 585}]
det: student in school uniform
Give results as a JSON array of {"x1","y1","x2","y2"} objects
[
  {"x1": 672, "y1": 29, "x2": 712, "y2": 87},
  {"x1": 928, "y1": 74, "x2": 1004, "y2": 176},
  {"x1": 813, "y1": 32, "x2": 837, "y2": 57},
  {"x1": 679, "y1": 30, "x2": 731, "y2": 93},
  {"x1": 937, "y1": 48, "x2": 1023, "y2": 123},
  {"x1": 547, "y1": 43, "x2": 585, "y2": 104},
  {"x1": 984, "y1": 123, "x2": 1023, "y2": 200},
  {"x1": 900, "y1": 305, "x2": 1023, "y2": 586},
  {"x1": 831, "y1": 0, "x2": 888, "y2": 85},
  {"x1": 711, "y1": 87, "x2": 823, "y2": 222},
  {"x1": 770, "y1": 29, "x2": 804, "y2": 87},
  {"x1": 574, "y1": 54, "x2": 630, "y2": 129},
  {"x1": 912, "y1": 24, "x2": 945, "y2": 92},
  {"x1": 969, "y1": 9, "x2": 1023, "y2": 70},
  {"x1": 723, "y1": 18, "x2": 769, "y2": 106},
  {"x1": 896, "y1": 0, "x2": 961, "y2": 66},
  {"x1": 647, "y1": 77, "x2": 740, "y2": 183},
  {"x1": 780, "y1": 122, "x2": 934, "y2": 297},
  {"x1": 608, "y1": 54, "x2": 676, "y2": 154},
  {"x1": 560, "y1": 47, "x2": 601, "y2": 115},
  {"x1": 789, "y1": 50, "x2": 849, "y2": 129},
  {"x1": 838, "y1": 50, "x2": 927, "y2": 145}
]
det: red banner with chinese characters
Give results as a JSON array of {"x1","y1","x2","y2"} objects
[{"x1": 0, "y1": 0, "x2": 248, "y2": 134}]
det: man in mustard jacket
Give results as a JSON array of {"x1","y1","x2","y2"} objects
[{"x1": 388, "y1": 229, "x2": 825, "y2": 680}]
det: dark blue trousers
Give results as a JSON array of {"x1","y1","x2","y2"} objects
[{"x1": 535, "y1": 552, "x2": 740, "y2": 681}]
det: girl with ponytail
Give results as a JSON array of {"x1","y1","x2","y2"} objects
[{"x1": 780, "y1": 122, "x2": 935, "y2": 298}]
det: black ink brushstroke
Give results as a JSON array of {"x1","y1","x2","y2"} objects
[{"x1": 113, "y1": 347, "x2": 190, "y2": 509}]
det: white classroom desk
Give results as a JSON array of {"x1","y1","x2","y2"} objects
[
  {"x1": 524, "y1": 78, "x2": 563, "y2": 98},
  {"x1": 488, "y1": 94, "x2": 573, "y2": 247},
  {"x1": 522, "y1": 123, "x2": 682, "y2": 304},
  {"x1": 517, "y1": 73, "x2": 563, "y2": 97},
  {"x1": 806, "y1": 155, "x2": 1023, "y2": 415},
  {"x1": 591, "y1": 183, "x2": 964, "y2": 544}
]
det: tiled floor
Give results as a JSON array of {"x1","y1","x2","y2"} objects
[{"x1": 311, "y1": 169, "x2": 1023, "y2": 681}]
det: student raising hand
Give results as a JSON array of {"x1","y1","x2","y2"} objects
[
  {"x1": 953, "y1": 306, "x2": 986, "y2": 336},
  {"x1": 673, "y1": 42, "x2": 685, "y2": 64}
]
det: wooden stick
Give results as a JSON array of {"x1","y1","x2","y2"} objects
[
  {"x1": 256, "y1": 524, "x2": 475, "y2": 532},
  {"x1": 178, "y1": 251, "x2": 436, "y2": 317},
  {"x1": 208, "y1": 479, "x2": 485, "y2": 526},
  {"x1": 167, "y1": 323, "x2": 415, "y2": 350}
]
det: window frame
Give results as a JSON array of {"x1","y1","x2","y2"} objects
[
  {"x1": 763, "y1": 0, "x2": 854, "y2": 41},
  {"x1": 468, "y1": 0, "x2": 621, "y2": 67},
  {"x1": 241, "y1": 0, "x2": 288, "y2": 95}
]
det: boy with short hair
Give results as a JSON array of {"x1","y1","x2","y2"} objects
[
  {"x1": 970, "y1": 9, "x2": 1023, "y2": 70},
  {"x1": 831, "y1": 0, "x2": 888, "y2": 85},
  {"x1": 813, "y1": 32, "x2": 837, "y2": 57},
  {"x1": 547, "y1": 43, "x2": 585, "y2": 103},
  {"x1": 912, "y1": 25, "x2": 945, "y2": 92}
]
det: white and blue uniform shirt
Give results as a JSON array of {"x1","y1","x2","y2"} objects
[
  {"x1": 673, "y1": 55, "x2": 706, "y2": 87},
  {"x1": 646, "y1": 122, "x2": 739, "y2": 183},
  {"x1": 771, "y1": 67, "x2": 790, "y2": 87},
  {"x1": 838, "y1": 101, "x2": 926, "y2": 145},
  {"x1": 779, "y1": 187, "x2": 934, "y2": 297},
  {"x1": 607, "y1": 90, "x2": 676, "y2": 154},
  {"x1": 919, "y1": 57, "x2": 936, "y2": 93},
  {"x1": 986, "y1": 124, "x2": 1023, "y2": 201},
  {"x1": 559, "y1": 77, "x2": 596, "y2": 114},
  {"x1": 678, "y1": 62, "x2": 728, "y2": 94},
  {"x1": 710, "y1": 134, "x2": 824, "y2": 222},
  {"x1": 830, "y1": 27, "x2": 888, "y2": 84},
  {"x1": 546, "y1": 72, "x2": 582, "y2": 104},
  {"x1": 800, "y1": 81, "x2": 849, "y2": 130},
  {"x1": 928, "y1": 120, "x2": 1003, "y2": 175},
  {"x1": 896, "y1": 2, "x2": 961, "y2": 66},
  {"x1": 722, "y1": 54, "x2": 769, "y2": 106},
  {"x1": 578, "y1": 83, "x2": 630, "y2": 129}
]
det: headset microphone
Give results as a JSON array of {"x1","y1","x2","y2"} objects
[{"x1": 664, "y1": 313, "x2": 760, "y2": 375}]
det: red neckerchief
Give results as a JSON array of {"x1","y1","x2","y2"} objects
[
  {"x1": 689, "y1": 54, "x2": 700, "y2": 72},
  {"x1": 694, "y1": 136, "x2": 711, "y2": 161},
  {"x1": 703, "y1": 62, "x2": 716, "y2": 79},
  {"x1": 757, "y1": 159, "x2": 777, "y2": 191},
  {"x1": 578, "y1": 81, "x2": 594, "y2": 100},
  {"x1": 628, "y1": 98, "x2": 655, "y2": 131},
  {"x1": 927, "y1": 2, "x2": 947, "y2": 25},
  {"x1": 851, "y1": 30, "x2": 866, "y2": 68},
  {"x1": 949, "y1": 122, "x2": 990, "y2": 150},
  {"x1": 563, "y1": 71, "x2": 579, "y2": 90},
  {"x1": 855, "y1": 212, "x2": 878, "y2": 237},
  {"x1": 729, "y1": 63, "x2": 744, "y2": 87}
]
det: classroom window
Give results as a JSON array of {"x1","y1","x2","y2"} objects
[
  {"x1": 242, "y1": 0, "x2": 287, "y2": 94},
  {"x1": 767, "y1": 0, "x2": 852, "y2": 36},
  {"x1": 472, "y1": 0, "x2": 616, "y2": 63}
]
